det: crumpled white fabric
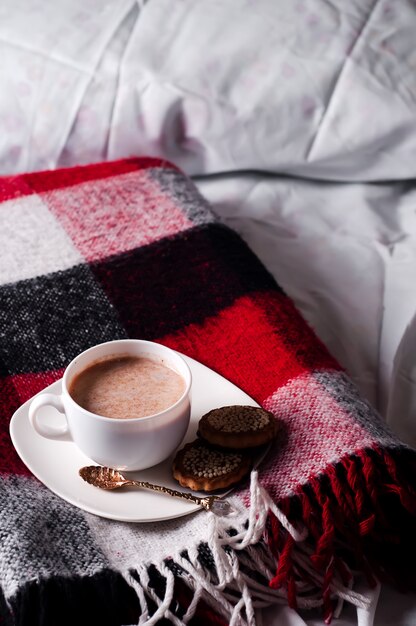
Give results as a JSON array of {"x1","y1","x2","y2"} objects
[
  {"x1": 107, "y1": 0, "x2": 416, "y2": 182},
  {"x1": 0, "y1": 0, "x2": 137, "y2": 172},
  {"x1": 2, "y1": 0, "x2": 416, "y2": 181}
]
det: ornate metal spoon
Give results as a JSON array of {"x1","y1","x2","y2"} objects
[{"x1": 79, "y1": 465, "x2": 233, "y2": 515}]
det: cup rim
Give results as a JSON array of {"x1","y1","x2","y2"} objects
[{"x1": 62, "y1": 339, "x2": 192, "y2": 423}]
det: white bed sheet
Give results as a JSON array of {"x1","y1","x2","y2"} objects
[
  {"x1": 1, "y1": 0, "x2": 416, "y2": 624},
  {"x1": 2, "y1": 0, "x2": 416, "y2": 182}
]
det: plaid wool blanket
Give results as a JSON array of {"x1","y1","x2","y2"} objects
[{"x1": 1, "y1": 158, "x2": 416, "y2": 626}]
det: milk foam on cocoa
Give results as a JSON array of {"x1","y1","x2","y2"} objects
[{"x1": 69, "y1": 354, "x2": 186, "y2": 419}]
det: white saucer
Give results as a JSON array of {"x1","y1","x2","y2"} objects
[{"x1": 10, "y1": 353, "x2": 262, "y2": 523}]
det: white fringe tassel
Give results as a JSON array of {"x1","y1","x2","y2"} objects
[{"x1": 122, "y1": 470, "x2": 375, "y2": 626}]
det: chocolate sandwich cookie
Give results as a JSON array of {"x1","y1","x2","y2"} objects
[
  {"x1": 172, "y1": 439, "x2": 253, "y2": 492},
  {"x1": 198, "y1": 405, "x2": 278, "y2": 449}
]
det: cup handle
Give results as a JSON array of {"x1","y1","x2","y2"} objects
[{"x1": 28, "y1": 393, "x2": 70, "y2": 439}]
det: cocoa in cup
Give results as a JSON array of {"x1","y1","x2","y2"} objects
[{"x1": 28, "y1": 340, "x2": 192, "y2": 471}]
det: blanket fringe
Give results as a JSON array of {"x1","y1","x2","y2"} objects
[
  {"x1": 267, "y1": 445, "x2": 416, "y2": 623},
  {"x1": 122, "y1": 445, "x2": 416, "y2": 625}
]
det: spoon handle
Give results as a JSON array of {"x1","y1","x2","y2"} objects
[{"x1": 128, "y1": 479, "x2": 218, "y2": 511}]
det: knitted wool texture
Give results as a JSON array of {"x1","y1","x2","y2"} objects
[{"x1": 1, "y1": 158, "x2": 416, "y2": 626}]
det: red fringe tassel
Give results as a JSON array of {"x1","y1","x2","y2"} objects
[{"x1": 265, "y1": 445, "x2": 416, "y2": 623}]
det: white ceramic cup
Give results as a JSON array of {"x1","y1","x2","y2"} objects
[{"x1": 28, "y1": 339, "x2": 192, "y2": 471}]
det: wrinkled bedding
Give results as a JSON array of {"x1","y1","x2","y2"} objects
[{"x1": 1, "y1": 0, "x2": 416, "y2": 624}]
